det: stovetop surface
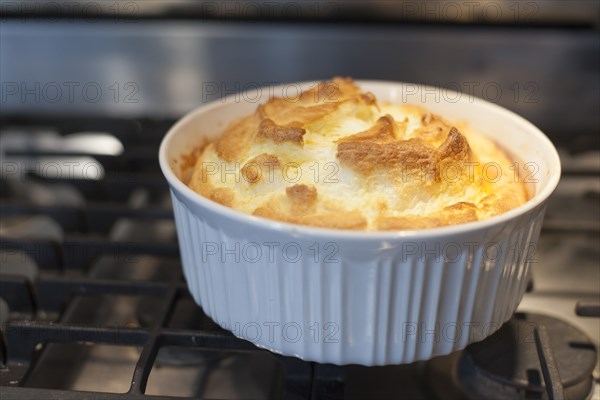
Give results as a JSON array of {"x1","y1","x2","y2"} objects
[
  {"x1": 1, "y1": 5, "x2": 599, "y2": 397},
  {"x1": 0, "y1": 115, "x2": 598, "y2": 399}
]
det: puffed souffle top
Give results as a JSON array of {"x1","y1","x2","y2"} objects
[{"x1": 187, "y1": 77, "x2": 527, "y2": 230}]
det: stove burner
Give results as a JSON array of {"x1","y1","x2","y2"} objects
[{"x1": 457, "y1": 313, "x2": 597, "y2": 400}]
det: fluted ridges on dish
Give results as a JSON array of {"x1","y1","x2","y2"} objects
[{"x1": 171, "y1": 191, "x2": 546, "y2": 365}]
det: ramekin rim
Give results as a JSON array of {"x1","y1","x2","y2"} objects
[{"x1": 159, "y1": 79, "x2": 561, "y2": 240}]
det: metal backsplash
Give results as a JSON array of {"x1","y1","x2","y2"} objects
[{"x1": 1, "y1": 7, "x2": 599, "y2": 151}]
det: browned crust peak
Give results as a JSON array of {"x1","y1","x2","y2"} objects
[
  {"x1": 336, "y1": 117, "x2": 472, "y2": 179},
  {"x1": 258, "y1": 118, "x2": 306, "y2": 145},
  {"x1": 336, "y1": 114, "x2": 399, "y2": 144},
  {"x1": 214, "y1": 77, "x2": 372, "y2": 163},
  {"x1": 415, "y1": 112, "x2": 453, "y2": 145},
  {"x1": 337, "y1": 137, "x2": 438, "y2": 175},
  {"x1": 259, "y1": 77, "x2": 365, "y2": 127},
  {"x1": 241, "y1": 153, "x2": 281, "y2": 184},
  {"x1": 438, "y1": 127, "x2": 472, "y2": 163},
  {"x1": 300, "y1": 76, "x2": 360, "y2": 103},
  {"x1": 286, "y1": 184, "x2": 318, "y2": 205},
  {"x1": 360, "y1": 92, "x2": 377, "y2": 105}
]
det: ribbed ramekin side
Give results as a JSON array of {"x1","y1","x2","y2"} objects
[
  {"x1": 170, "y1": 187, "x2": 550, "y2": 365},
  {"x1": 383, "y1": 206, "x2": 548, "y2": 363},
  {"x1": 170, "y1": 191, "x2": 201, "y2": 305},
  {"x1": 384, "y1": 232, "x2": 512, "y2": 363},
  {"x1": 386, "y1": 255, "x2": 415, "y2": 363},
  {"x1": 508, "y1": 206, "x2": 547, "y2": 316},
  {"x1": 430, "y1": 246, "x2": 470, "y2": 357},
  {"x1": 372, "y1": 258, "x2": 395, "y2": 365},
  {"x1": 461, "y1": 207, "x2": 546, "y2": 344}
]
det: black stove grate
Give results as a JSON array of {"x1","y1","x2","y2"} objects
[
  {"x1": 1, "y1": 116, "x2": 598, "y2": 400},
  {"x1": 0, "y1": 116, "x2": 315, "y2": 399}
]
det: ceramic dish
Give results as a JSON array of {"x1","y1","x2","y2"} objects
[{"x1": 159, "y1": 80, "x2": 561, "y2": 366}]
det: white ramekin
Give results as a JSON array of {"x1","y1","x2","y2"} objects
[{"x1": 159, "y1": 80, "x2": 561, "y2": 366}]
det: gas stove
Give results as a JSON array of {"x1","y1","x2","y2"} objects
[
  {"x1": 0, "y1": 116, "x2": 598, "y2": 399},
  {"x1": 1, "y1": 0, "x2": 599, "y2": 396}
]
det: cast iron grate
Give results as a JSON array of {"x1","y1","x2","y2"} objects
[
  {"x1": 0, "y1": 117, "x2": 315, "y2": 399},
  {"x1": 0, "y1": 280, "x2": 312, "y2": 399},
  {"x1": 1, "y1": 116, "x2": 598, "y2": 400}
]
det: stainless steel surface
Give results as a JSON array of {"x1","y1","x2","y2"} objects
[{"x1": 1, "y1": 20, "x2": 598, "y2": 152}]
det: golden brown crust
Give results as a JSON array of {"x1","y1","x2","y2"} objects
[
  {"x1": 259, "y1": 100, "x2": 338, "y2": 127},
  {"x1": 437, "y1": 127, "x2": 472, "y2": 163},
  {"x1": 337, "y1": 122, "x2": 472, "y2": 182},
  {"x1": 360, "y1": 92, "x2": 377, "y2": 105},
  {"x1": 336, "y1": 114, "x2": 399, "y2": 144},
  {"x1": 337, "y1": 137, "x2": 439, "y2": 176},
  {"x1": 299, "y1": 212, "x2": 367, "y2": 230},
  {"x1": 286, "y1": 184, "x2": 318, "y2": 205},
  {"x1": 253, "y1": 204, "x2": 367, "y2": 230},
  {"x1": 259, "y1": 77, "x2": 363, "y2": 127},
  {"x1": 215, "y1": 113, "x2": 260, "y2": 162},
  {"x1": 178, "y1": 140, "x2": 209, "y2": 185},
  {"x1": 257, "y1": 118, "x2": 306, "y2": 145},
  {"x1": 478, "y1": 191, "x2": 522, "y2": 217},
  {"x1": 300, "y1": 76, "x2": 360, "y2": 103},
  {"x1": 415, "y1": 112, "x2": 452, "y2": 146},
  {"x1": 241, "y1": 153, "x2": 281, "y2": 184},
  {"x1": 186, "y1": 77, "x2": 528, "y2": 230},
  {"x1": 376, "y1": 202, "x2": 478, "y2": 230},
  {"x1": 209, "y1": 187, "x2": 234, "y2": 207},
  {"x1": 286, "y1": 184, "x2": 318, "y2": 215}
]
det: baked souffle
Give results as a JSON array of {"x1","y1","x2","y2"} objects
[{"x1": 188, "y1": 77, "x2": 527, "y2": 230}]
